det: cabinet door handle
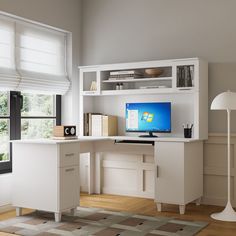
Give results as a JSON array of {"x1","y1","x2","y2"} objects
[
  {"x1": 156, "y1": 165, "x2": 159, "y2": 178},
  {"x1": 65, "y1": 168, "x2": 75, "y2": 172},
  {"x1": 65, "y1": 153, "x2": 75, "y2": 157}
]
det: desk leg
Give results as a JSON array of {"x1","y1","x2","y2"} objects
[
  {"x1": 156, "y1": 203, "x2": 162, "y2": 212},
  {"x1": 195, "y1": 197, "x2": 201, "y2": 206},
  {"x1": 16, "y1": 207, "x2": 22, "y2": 216},
  {"x1": 70, "y1": 208, "x2": 76, "y2": 216},
  {"x1": 54, "y1": 212, "x2": 61, "y2": 222},
  {"x1": 179, "y1": 205, "x2": 186, "y2": 214},
  {"x1": 88, "y1": 152, "x2": 95, "y2": 194},
  {"x1": 95, "y1": 153, "x2": 102, "y2": 194}
]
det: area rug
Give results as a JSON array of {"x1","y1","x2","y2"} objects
[{"x1": 0, "y1": 207, "x2": 208, "y2": 236}]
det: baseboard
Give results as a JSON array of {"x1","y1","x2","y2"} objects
[{"x1": 0, "y1": 204, "x2": 14, "y2": 214}]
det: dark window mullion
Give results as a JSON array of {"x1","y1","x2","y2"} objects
[
  {"x1": 10, "y1": 91, "x2": 21, "y2": 140},
  {"x1": 56, "y1": 95, "x2": 61, "y2": 125}
]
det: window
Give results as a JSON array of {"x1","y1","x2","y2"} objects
[
  {"x1": 21, "y1": 93, "x2": 61, "y2": 139},
  {"x1": 0, "y1": 92, "x2": 61, "y2": 174}
]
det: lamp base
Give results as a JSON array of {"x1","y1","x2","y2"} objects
[{"x1": 211, "y1": 202, "x2": 236, "y2": 222}]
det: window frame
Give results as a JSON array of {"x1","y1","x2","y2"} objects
[{"x1": 0, "y1": 92, "x2": 61, "y2": 174}]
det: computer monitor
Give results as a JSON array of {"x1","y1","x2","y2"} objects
[{"x1": 125, "y1": 102, "x2": 171, "y2": 137}]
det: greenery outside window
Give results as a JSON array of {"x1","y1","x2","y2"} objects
[{"x1": 21, "y1": 93, "x2": 57, "y2": 139}]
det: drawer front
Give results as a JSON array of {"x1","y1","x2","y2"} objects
[
  {"x1": 59, "y1": 166, "x2": 80, "y2": 210},
  {"x1": 60, "y1": 143, "x2": 79, "y2": 167}
]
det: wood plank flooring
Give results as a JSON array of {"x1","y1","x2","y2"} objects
[{"x1": 0, "y1": 193, "x2": 236, "y2": 236}]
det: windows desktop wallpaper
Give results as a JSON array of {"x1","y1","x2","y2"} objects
[{"x1": 126, "y1": 102, "x2": 171, "y2": 132}]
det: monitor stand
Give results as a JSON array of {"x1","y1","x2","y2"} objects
[{"x1": 139, "y1": 132, "x2": 158, "y2": 138}]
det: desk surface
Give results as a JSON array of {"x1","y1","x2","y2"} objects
[{"x1": 11, "y1": 136, "x2": 201, "y2": 145}]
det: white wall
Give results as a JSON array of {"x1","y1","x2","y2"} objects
[
  {"x1": 0, "y1": 0, "x2": 82, "y2": 207},
  {"x1": 81, "y1": 0, "x2": 236, "y2": 133}
]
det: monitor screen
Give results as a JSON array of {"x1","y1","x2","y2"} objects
[{"x1": 125, "y1": 102, "x2": 171, "y2": 133}]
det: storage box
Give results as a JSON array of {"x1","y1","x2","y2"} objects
[{"x1": 102, "y1": 115, "x2": 118, "y2": 136}]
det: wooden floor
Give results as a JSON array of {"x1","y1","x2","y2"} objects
[{"x1": 1, "y1": 193, "x2": 236, "y2": 236}]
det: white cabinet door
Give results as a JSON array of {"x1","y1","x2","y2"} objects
[
  {"x1": 59, "y1": 166, "x2": 80, "y2": 210},
  {"x1": 154, "y1": 142, "x2": 185, "y2": 205}
]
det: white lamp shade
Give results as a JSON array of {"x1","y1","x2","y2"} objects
[{"x1": 211, "y1": 91, "x2": 236, "y2": 110}]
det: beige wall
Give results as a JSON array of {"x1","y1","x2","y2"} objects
[
  {"x1": 81, "y1": 0, "x2": 236, "y2": 133},
  {"x1": 0, "y1": 0, "x2": 82, "y2": 206}
]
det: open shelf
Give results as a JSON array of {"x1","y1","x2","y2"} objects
[
  {"x1": 82, "y1": 88, "x2": 195, "y2": 96},
  {"x1": 102, "y1": 77, "x2": 173, "y2": 83},
  {"x1": 82, "y1": 91, "x2": 99, "y2": 96},
  {"x1": 101, "y1": 88, "x2": 173, "y2": 95}
]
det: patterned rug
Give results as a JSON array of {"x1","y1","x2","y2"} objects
[{"x1": 0, "y1": 207, "x2": 208, "y2": 236}]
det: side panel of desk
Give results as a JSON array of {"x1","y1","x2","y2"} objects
[{"x1": 12, "y1": 142, "x2": 80, "y2": 221}]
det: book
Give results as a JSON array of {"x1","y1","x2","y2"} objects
[
  {"x1": 177, "y1": 65, "x2": 194, "y2": 88},
  {"x1": 84, "y1": 113, "x2": 89, "y2": 136},
  {"x1": 102, "y1": 115, "x2": 118, "y2": 136},
  {"x1": 92, "y1": 114, "x2": 103, "y2": 136},
  {"x1": 110, "y1": 70, "x2": 142, "y2": 76},
  {"x1": 108, "y1": 76, "x2": 142, "y2": 80},
  {"x1": 84, "y1": 112, "x2": 101, "y2": 136},
  {"x1": 90, "y1": 81, "x2": 97, "y2": 91}
]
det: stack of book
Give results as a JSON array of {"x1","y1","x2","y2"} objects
[
  {"x1": 84, "y1": 113, "x2": 118, "y2": 136},
  {"x1": 108, "y1": 70, "x2": 143, "y2": 80},
  {"x1": 177, "y1": 65, "x2": 194, "y2": 87}
]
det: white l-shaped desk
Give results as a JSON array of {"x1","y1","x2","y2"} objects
[{"x1": 12, "y1": 136, "x2": 203, "y2": 222}]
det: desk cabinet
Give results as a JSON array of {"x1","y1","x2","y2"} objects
[
  {"x1": 12, "y1": 142, "x2": 80, "y2": 222},
  {"x1": 154, "y1": 141, "x2": 203, "y2": 214}
]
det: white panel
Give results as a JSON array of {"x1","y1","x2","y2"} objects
[
  {"x1": 79, "y1": 153, "x2": 89, "y2": 192},
  {"x1": 203, "y1": 135, "x2": 236, "y2": 207},
  {"x1": 143, "y1": 170, "x2": 154, "y2": 193},
  {"x1": 103, "y1": 168, "x2": 137, "y2": 193},
  {"x1": 143, "y1": 155, "x2": 154, "y2": 164},
  {"x1": 204, "y1": 175, "x2": 234, "y2": 201},
  {"x1": 204, "y1": 143, "x2": 234, "y2": 169},
  {"x1": 93, "y1": 93, "x2": 194, "y2": 137}
]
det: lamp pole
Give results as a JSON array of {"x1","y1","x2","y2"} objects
[{"x1": 227, "y1": 109, "x2": 230, "y2": 204}]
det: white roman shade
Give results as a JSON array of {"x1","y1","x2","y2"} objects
[
  {"x1": 0, "y1": 17, "x2": 20, "y2": 90},
  {"x1": 0, "y1": 13, "x2": 70, "y2": 94}
]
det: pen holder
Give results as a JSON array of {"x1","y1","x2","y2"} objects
[{"x1": 184, "y1": 128, "x2": 192, "y2": 138}]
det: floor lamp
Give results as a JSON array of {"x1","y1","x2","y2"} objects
[{"x1": 211, "y1": 90, "x2": 236, "y2": 221}]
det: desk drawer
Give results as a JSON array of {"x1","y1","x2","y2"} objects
[{"x1": 60, "y1": 143, "x2": 79, "y2": 167}]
